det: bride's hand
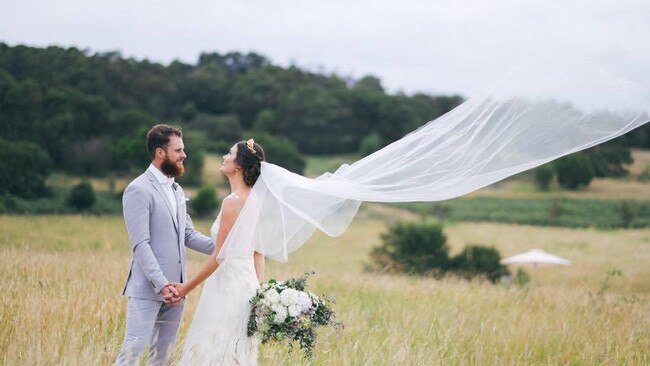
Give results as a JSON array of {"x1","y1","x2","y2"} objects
[{"x1": 165, "y1": 282, "x2": 187, "y2": 304}]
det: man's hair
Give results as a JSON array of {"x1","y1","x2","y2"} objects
[{"x1": 146, "y1": 124, "x2": 183, "y2": 159}]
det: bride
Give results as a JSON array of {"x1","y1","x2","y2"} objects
[{"x1": 173, "y1": 139, "x2": 266, "y2": 365}]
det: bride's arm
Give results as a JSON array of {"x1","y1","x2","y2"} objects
[
  {"x1": 254, "y1": 251, "x2": 265, "y2": 283},
  {"x1": 174, "y1": 196, "x2": 241, "y2": 299}
]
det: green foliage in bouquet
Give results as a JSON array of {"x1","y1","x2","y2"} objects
[{"x1": 247, "y1": 271, "x2": 341, "y2": 358}]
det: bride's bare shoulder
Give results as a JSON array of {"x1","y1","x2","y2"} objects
[{"x1": 222, "y1": 193, "x2": 246, "y2": 214}]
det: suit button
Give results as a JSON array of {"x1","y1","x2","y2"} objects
[{"x1": 178, "y1": 260, "x2": 181, "y2": 263}]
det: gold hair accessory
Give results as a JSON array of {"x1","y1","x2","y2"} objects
[{"x1": 246, "y1": 138, "x2": 257, "y2": 154}]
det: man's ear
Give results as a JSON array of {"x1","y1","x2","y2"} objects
[{"x1": 155, "y1": 147, "x2": 166, "y2": 159}]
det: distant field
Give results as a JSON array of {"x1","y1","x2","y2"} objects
[
  {"x1": 396, "y1": 197, "x2": 650, "y2": 228},
  {"x1": 1, "y1": 213, "x2": 648, "y2": 364},
  {"x1": 304, "y1": 153, "x2": 360, "y2": 177}
]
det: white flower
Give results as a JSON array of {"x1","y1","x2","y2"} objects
[
  {"x1": 288, "y1": 305, "x2": 301, "y2": 317},
  {"x1": 272, "y1": 304, "x2": 288, "y2": 324},
  {"x1": 297, "y1": 291, "x2": 312, "y2": 313},
  {"x1": 265, "y1": 289, "x2": 281, "y2": 304},
  {"x1": 280, "y1": 288, "x2": 299, "y2": 306}
]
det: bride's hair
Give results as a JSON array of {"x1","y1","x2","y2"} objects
[{"x1": 235, "y1": 140, "x2": 265, "y2": 187}]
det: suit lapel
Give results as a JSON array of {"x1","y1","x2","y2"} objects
[
  {"x1": 173, "y1": 184, "x2": 183, "y2": 234},
  {"x1": 146, "y1": 170, "x2": 179, "y2": 232}
]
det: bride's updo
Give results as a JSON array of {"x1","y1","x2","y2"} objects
[{"x1": 236, "y1": 139, "x2": 266, "y2": 187}]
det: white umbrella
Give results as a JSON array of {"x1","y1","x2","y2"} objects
[{"x1": 500, "y1": 249, "x2": 571, "y2": 266}]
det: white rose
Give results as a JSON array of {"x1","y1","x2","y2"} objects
[
  {"x1": 272, "y1": 304, "x2": 288, "y2": 324},
  {"x1": 288, "y1": 305, "x2": 301, "y2": 317},
  {"x1": 280, "y1": 288, "x2": 299, "y2": 306},
  {"x1": 265, "y1": 290, "x2": 281, "y2": 304}
]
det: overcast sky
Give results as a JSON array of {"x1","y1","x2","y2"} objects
[{"x1": 1, "y1": 0, "x2": 649, "y2": 98}]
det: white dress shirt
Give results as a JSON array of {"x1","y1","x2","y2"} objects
[{"x1": 148, "y1": 164, "x2": 177, "y2": 219}]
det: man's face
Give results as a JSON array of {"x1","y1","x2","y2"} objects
[{"x1": 159, "y1": 135, "x2": 186, "y2": 177}]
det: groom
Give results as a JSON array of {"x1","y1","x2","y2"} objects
[{"x1": 115, "y1": 124, "x2": 215, "y2": 365}]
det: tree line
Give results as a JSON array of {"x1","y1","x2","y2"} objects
[
  {"x1": 0, "y1": 43, "x2": 463, "y2": 177},
  {"x1": 1, "y1": 43, "x2": 647, "y2": 200}
]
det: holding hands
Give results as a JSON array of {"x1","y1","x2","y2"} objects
[{"x1": 161, "y1": 283, "x2": 187, "y2": 304}]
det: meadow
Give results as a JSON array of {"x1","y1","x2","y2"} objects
[
  {"x1": 1, "y1": 205, "x2": 649, "y2": 365},
  {"x1": 1, "y1": 151, "x2": 649, "y2": 364}
]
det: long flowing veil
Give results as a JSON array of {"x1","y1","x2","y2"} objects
[{"x1": 217, "y1": 56, "x2": 649, "y2": 262}]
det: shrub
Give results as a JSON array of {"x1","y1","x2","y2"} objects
[
  {"x1": 371, "y1": 220, "x2": 450, "y2": 275},
  {"x1": 554, "y1": 152, "x2": 594, "y2": 190},
  {"x1": 0, "y1": 140, "x2": 52, "y2": 198},
  {"x1": 192, "y1": 184, "x2": 219, "y2": 218},
  {"x1": 533, "y1": 164, "x2": 554, "y2": 191},
  {"x1": 450, "y1": 245, "x2": 509, "y2": 283},
  {"x1": 67, "y1": 180, "x2": 96, "y2": 210}
]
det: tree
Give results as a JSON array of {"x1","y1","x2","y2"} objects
[
  {"x1": 374, "y1": 95, "x2": 420, "y2": 145},
  {"x1": 533, "y1": 164, "x2": 555, "y2": 191},
  {"x1": 554, "y1": 152, "x2": 594, "y2": 190},
  {"x1": 70, "y1": 138, "x2": 113, "y2": 176},
  {"x1": 228, "y1": 66, "x2": 283, "y2": 128},
  {"x1": 175, "y1": 133, "x2": 205, "y2": 187},
  {"x1": 253, "y1": 132, "x2": 306, "y2": 174},
  {"x1": 584, "y1": 144, "x2": 633, "y2": 177},
  {"x1": 108, "y1": 108, "x2": 156, "y2": 138},
  {"x1": 178, "y1": 63, "x2": 230, "y2": 114},
  {"x1": 358, "y1": 132, "x2": 383, "y2": 157},
  {"x1": 113, "y1": 126, "x2": 150, "y2": 173},
  {"x1": 0, "y1": 140, "x2": 51, "y2": 198},
  {"x1": 274, "y1": 83, "x2": 355, "y2": 154},
  {"x1": 190, "y1": 113, "x2": 242, "y2": 143}
]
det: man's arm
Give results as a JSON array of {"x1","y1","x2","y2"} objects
[
  {"x1": 123, "y1": 184, "x2": 169, "y2": 294},
  {"x1": 184, "y1": 213, "x2": 216, "y2": 255}
]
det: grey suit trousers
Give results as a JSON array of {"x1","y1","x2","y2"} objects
[{"x1": 114, "y1": 298, "x2": 185, "y2": 365}]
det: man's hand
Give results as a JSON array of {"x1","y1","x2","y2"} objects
[{"x1": 161, "y1": 284, "x2": 182, "y2": 304}]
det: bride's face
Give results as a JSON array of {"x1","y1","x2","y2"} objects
[{"x1": 220, "y1": 144, "x2": 239, "y2": 175}]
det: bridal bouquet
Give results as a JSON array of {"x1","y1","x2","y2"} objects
[{"x1": 247, "y1": 271, "x2": 341, "y2": 357}]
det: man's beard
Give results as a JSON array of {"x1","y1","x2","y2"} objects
[{"x1": 161, "y1": 156, "x2": 185, "y2": 177}]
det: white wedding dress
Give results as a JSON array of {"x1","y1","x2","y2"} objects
[{"x1": 178, "y1": 211, "x2": 260, "y2": 366}]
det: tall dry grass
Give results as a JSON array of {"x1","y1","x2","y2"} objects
[{"x1": 1, "y1": 214, "x2": 648, "y2": 365}]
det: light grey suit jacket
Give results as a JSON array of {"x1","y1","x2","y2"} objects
[{"x1": 121, "y1": 169, "x2": 215, "y2": 301}]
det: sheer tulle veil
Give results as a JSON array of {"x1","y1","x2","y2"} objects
[{"x1": 217, "y1": 56, "x2": 649, "y2": 263}]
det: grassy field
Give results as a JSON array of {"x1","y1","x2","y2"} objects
[{"x1": 1, "y1": 210, "x2": 649, "y2": 365}]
